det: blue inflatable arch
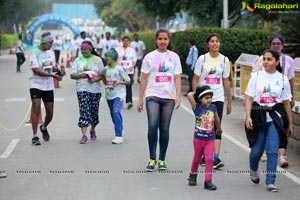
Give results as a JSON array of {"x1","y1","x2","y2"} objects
[{"x1": 26, "y1": 13, "x2": 80, "y2": 45}]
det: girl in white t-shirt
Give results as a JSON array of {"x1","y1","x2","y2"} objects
[
  {"x1": 102, "y1": 48, "x2": 130, "y2": 144},
  {"x1": 138, "y1": 28, "x2": 182, "y2": 171},
  {"x1": 116, "y1": 36, "x2": 137, "y2": 109},
  {"x1": 245, "y1": 49, "x2": 293, "y2": 192},
  {"x1": 192, "y1": 33, "x2": 232, "y2": 169}
]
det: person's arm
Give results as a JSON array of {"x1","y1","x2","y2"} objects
[
  {"x1": 187, "y1": 92, "x2": 196, "y2": 110},
  {"x1": 70, "y1": 73, "x2": 88, "y2": 80},
  {"x1": 137, "y1": 72, "x2": 149, "y2": 112},
  {"x1": 283, "y1": 99, "x2": 293, "y2": 137},
  {"x1": 174, "y1": 74, "x2": 181, "y2": 109},
  {"x1": 214, "y1": 112, "x2": 222, "y2": 135},
  {"x1": 245, "y1": 95, "x2": 254, "y2": 129},
  {"x1": 223, "y1": 77, "x2": 232, "y2": 114},
  {"x1": 289, "y1": 78, "x2": 295, "y2": 108},
  {"x1": 192, "y1": 74, "x2": 200, "y2": 92}
]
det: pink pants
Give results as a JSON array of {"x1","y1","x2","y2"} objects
[{"x1": 190, "y1": 138, "x2": 214, "y2": 182}]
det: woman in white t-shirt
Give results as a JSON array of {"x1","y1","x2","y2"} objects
[
  {"x1": 116, "y1": 36, "x2": 137, "y2": 109},
  {"x1": 244, "y1": 49, "x2": 293, "y2": 192},
  {"x1": 70, "y1": 41, "x2": 104, "y2": 144},
  {"x1": 192, "y1": 33, "x2": 232, "y2": 169},
  {"x1": 138, "y1": 28, "x2": 182, "y2": 171},
  {"x1": 253, "y1": 35, "x2": 295, "y2": 168}
]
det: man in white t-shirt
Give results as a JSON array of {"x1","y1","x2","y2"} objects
[
  {"x1": 52, "y1": 35, "x2": 63, "y2": 65},
  {"x1": 130, "y1": 33, "x2": 146, "y2": 83},
  {"x1": 99, "y1": 32, "x2": 115, "y2": 65},
  {"x1": 28, "y1": 32, "x2": 62, "y2": 146},
  {"x1": 15, "y1": 34, "x2": 26, "y2": 72}
]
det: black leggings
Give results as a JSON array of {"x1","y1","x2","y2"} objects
[{"x1": 212, "y1": 101, "x2": 224, "y2": 140}]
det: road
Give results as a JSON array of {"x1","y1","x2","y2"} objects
[{"x1": 0, "y1": 52, "x2": 300, "y2": 200}]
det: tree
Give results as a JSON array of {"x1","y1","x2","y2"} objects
[
  {"x1": 94, "y1": 0, "x2": 156, "y2": 32},
  {"x1": 0, "y1": 0, "x2": 45, "y2": 33}
]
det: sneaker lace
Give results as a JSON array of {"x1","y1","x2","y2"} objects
[
  {"x1": 158, "y1": 160, "x2": 165, "y2": 166},
  {"x1": 148, "y1": 160, "x2": 155, "y2": 166}
]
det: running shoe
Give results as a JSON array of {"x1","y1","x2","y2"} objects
[
  {"x1": 80, "y1": 135, "x2": 88, "y2": 144},
  {"x1": 204, "y1": 181, "x2": 217, "y2": 190},
  {"x1": 278, "y1": 156, "x2": 289, "y2": 168},
  {"x1": 146, "y1": 159, "x2": 156, "y2": 172},
  {"x1": 158, "y1": 160, "x2": 167, "y2": 170},
  {"x1": 250, "y1": 170, "x2": 260, "y2": 184},
  {"x1": 40, "y1": 125, "x2": 50, "y2": 141},
  {"x1": 267, "y1": 184, "x2": 278, "y2": 192},
  {"x1": 112, "y1": 137, "x2": 124, "y2": 144},
  {"x1": 127, "y1": 103, "x2": 133, "y2": 109},
  {"x1": 213, "y1": 158, "x2": 224, "y2": 169},
  {"x1": 90, "y1": 130, "x2": 97, "y2": 140},
  {"x1": 32, "y1": 137, "x2": 41, "y2": 146}
]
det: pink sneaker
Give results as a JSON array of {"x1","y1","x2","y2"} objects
[
  {"x1": 90, "y1": 131, "x2": 97, "y2": 140},
  {"x1": 80, "y1": 135, "x2": 88, "y2": 144}
]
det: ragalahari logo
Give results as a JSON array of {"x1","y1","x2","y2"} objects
[{"x1": 241, "y1": 1, "x2": 255, "y2": 15}]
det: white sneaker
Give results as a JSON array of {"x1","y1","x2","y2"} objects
[
  {"x1": 112, "y1": 137, "x2": 124, "y2": 144},
  {"x1": 0, "y1": 171, "x2": 7, "y2": 178},
  {"x1": 267, "y1": 184, "x2": 278, "y2": 192},
  {"x1": 278, "y1": 156, "x2": 289, "y2": 168}
]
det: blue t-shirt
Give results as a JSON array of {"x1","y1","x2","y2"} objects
[{"x1": 193, "y1": 103, "x2": 217, "y2": 140}]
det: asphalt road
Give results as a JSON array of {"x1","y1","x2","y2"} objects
[{"x1": 0, "y1": 52, "x2": 299, "y2": 200}]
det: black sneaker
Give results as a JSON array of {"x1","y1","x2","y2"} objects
[
  {"x1": 200, "y1": 156, "x2": 205, "y2": 166},
  {"x1": 204, "y1": 181, "x2": 217, "y2": 190},
  {"x1": 127, "y1": 103, "x2": 133, "y2": 109},
  {"x1": 145, "y1": 159, "x2": 156, "y2": 172},
  {"x1": 40, "y1": 125, "x2": 50, "y2": 141},
  {"x1": 213, "y1": 158, "x2": 224, "y2": 169},
  {"x1": 32, "y1": 137, "x2": 41, "y2": 146}
]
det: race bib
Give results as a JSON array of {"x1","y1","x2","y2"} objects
[
  {"x1": 120, "y1": 61, "x2": 133, "y2": 73},
  {"x1": 41, "y1": 58, "x2": 54, "y2": 74},
  {"x1": 205, "y1": 77, "x2": 221, "y2": 84},
  {"x1": 259, "y1": 96, "x2": 277, "y2": 104},
  {"x1": 106, "y1": 80, "x2": 117, "y2": 86},
  {"x1": 155, "y1": 75, "x2": 172, "y2": 83}
]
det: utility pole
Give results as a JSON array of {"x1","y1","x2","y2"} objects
[{"x1": 223, "y1": 0, "x2": 229, "y2": 28}]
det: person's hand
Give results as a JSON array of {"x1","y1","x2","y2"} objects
[
  {"x1": 53, "y1": 74, "x2": 62, "y2": 81},
  {"x1": 287, "y1": 124, "x2": 293, "y2": 137},
  {"x1": 227, "y1": 102, "x2": 232, "y2": 114},
  {"x1": 216, "y1": 129, "x2": 222, "y2": 135},
  {"x1": 175, "y1": 96, "x2": 180, "y2": 109},
  {"x1": 291, "y1": 99, "x2": 295, "y2": 108},
  {"x1": 137, "y1": 100, "x2": 143, "y2": 112},
  {"x1": 245, "y1": 117, "x2": 253, "y2": 130}
]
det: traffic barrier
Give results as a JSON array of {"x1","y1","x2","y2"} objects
[
  {"x1": 66, "y1": 53, "x2": 71, "y2": 68},
  {"x1": 9, "y1": 44, "x2": 14, "y2": 55},
  {"x1": 27, "y1": 106, "x2": 43, "y2": 124},
  {"x1": 60, "y1": 57, "x2": 65, "y2": 72}
]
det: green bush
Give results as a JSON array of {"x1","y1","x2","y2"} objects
[
  {"x1": 0, "y1": 34, "x2": 18, "y2": 50},
  {"x1": 128, "y1": 28, "x2": 272, "y2": 73}
]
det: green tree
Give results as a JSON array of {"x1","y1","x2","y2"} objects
[
  {"x1": 95, "y1": 0, "x2": 156, "y2": 32},
  {"x1": 0, "y1": 0, "x2": 45, "y2": 33}
]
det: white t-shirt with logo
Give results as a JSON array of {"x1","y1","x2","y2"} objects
[
  {"x1": 141, "y1": 50, "x2": 182, "y2": 99},
  {"x1": 246, "y1": 70, "x2": 291, "y2": 121},
  {"x1": 104, "y1": 65, "x2": 130, "y2": 100},
  {"x1": 28, "y1": 49, "x2": 55, "y2": 90},
  {"x1": 194, "y1": 53, "x2": 230, "y2": 102},
  {"x1": 116, "y1": 46, "x2": 137, "y2": 74},
  {"x1": 71, "y1": 55, "x2": 104, "y2": 93},
  {"x1": 130, "y1": 40, "x2": 146, "y2": 60},
  {"x1": 99, "y1": 39, "x2": 115, "y2": 58}
]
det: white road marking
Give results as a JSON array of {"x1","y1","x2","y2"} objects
[
  {"x1": 180, "y1": 103, "x2": 300, "y2": 185},
  {"x1": 54, "y1": 97, "x2": 65, "y2": 102},
  {"x1": 0, "y1": 139, "x2": 20, "y2": 159},
  {"x1": 4, "y1": 98, "x2": 27, "y2": 102}
]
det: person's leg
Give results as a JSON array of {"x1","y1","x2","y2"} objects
[
  {"x1": 158, "y1": 98, "x2": 175, "y2": 161},
  {"x1": 187, "y1": 65, "x2": 194, "y2": 93},
  {"x1": 30, "y1": 89, "x2": 42, "y2": 145},
  {"x1": 126, "y1": 74, "x2": 133, "y2": 108},
  {"x1": 204, "y1": 140, "x2": 214, "y2": 182},
  {"x1": 111, "y1": 97, "x2": 124, "y2": 137},
  {"x1": 41, "y1": 90, "x2": 54, "y2": 128},
  {"x1": 265, "y1": 121, "x2": 280, "y2": 186},
  {"x1": 136, "y1": 60, "x2": 142, "y2": 83},
  {"x1": 278, "y1": 138, "x2": 288, "y2": 168},
  {"x1": 249, "y1": 129, "x2": 266, "y2": 174},
  {"x1": 20, "y1": 52, "x2": 26, "y2": 66},
  {"x1": 54, "y1": 50, "x2": 59, "y2": 64},
  {"x1": 16, "y1": 53, "x2": 21, "y2": 72},
  {"x1": 146, "y1": 97, "x2": 160, "y2": 160},
  {"x1": 90, "y1": 93, "x2": 101, "y2": 139},
  {"x1": 76, "y1": 91, "x2": 91, "y2": 143},
  {"x1": 212, "y1": 101, "x2": 224, "y2": 168},
  {"x1": 191, "y1": 138, "x2": 204, "y2": 173}
]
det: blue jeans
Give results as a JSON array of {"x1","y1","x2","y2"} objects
[
  {"x1": 107, "y1": 98, "x2": 123, "y2": 137},
  {"x1": 249, "y1": 119, "x2": 281, "y2": 185},
  {"x1": 146, "y1": 96, "x2": 175, "y2": 161}
]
